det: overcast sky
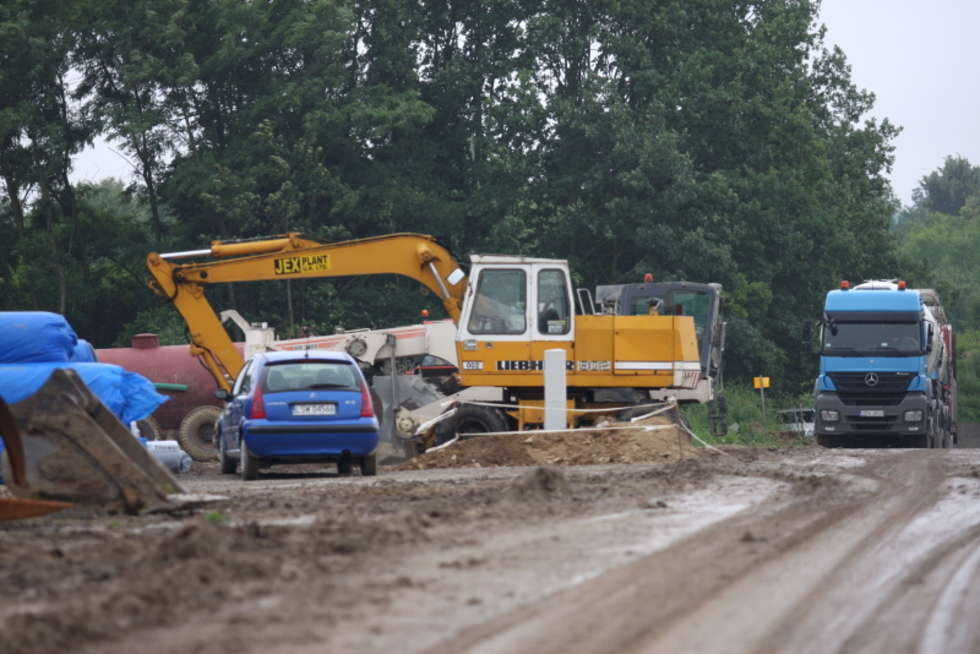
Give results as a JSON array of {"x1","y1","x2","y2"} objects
[
  {"x1": 71, "y1": 1, "x2": 980, "y2": 207},
  {"x1": 818, "y1": 0, "x2": 980, "y2": 205}
]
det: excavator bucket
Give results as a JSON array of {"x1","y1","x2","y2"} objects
[
  {"x1": 0, "y1": 398, "x2": 72, "y2": 521},
  {"x1": 0, "y1": 368, "x2": 186, "y2": 515}
]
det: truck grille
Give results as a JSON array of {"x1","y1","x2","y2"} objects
[
  {"x1": 828, "y1": 372, "x2": 913, "y2": 406},
  {"x1": 850, "y1": 415, "x2": 899, "y2": 430}
]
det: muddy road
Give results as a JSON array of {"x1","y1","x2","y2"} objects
[{"x1": 4, "y1": 445, "x2": 980, "y2": 653}]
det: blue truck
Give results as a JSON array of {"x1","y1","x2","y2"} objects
[{"x1": 814, "y1": 280, "x2": 957, "y2": 448}]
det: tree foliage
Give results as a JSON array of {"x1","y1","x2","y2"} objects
[
  {"x1": 892, "y1": 156, "x2": 980, "y2": 419},
  {"x1": 912, "y1": 155, "x2": 980, "y2": 217},
  {"x1": 0, "y1": 0, "x2": 901, "y2": 392}
]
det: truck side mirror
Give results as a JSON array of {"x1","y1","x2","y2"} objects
[
  {"x1": 801, "y1": 320, "x2": 812, "y2": 346},
  {"x1": 925, "y1": 324, "x2": 934, "y2": 354}
]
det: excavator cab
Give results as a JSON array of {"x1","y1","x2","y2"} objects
[
  {"x1": 459, "y1": 257, "x2": 575, "y2": 342},
  {"x1": 455, "y1": 257, "x2": 700, "y2": 394},
  {"x1": 456, "y1": 257, "x2": 576, "y2": 385}
]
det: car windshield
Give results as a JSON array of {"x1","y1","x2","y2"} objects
[
  {"x1": 263, "y1": 361, "x2": 360, "y2": 392},
  {"x1": 823, "y1": 322, "x2": 922, "y2": 356}
]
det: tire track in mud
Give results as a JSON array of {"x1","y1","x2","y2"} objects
[
  {"x1": 426, "y1": 450, "x2": 980, "y2": 654},
  {"x1": 916, "y1": 527, "x2": 980, "y2": 653},
  {"x1": 747, "y1": 453, "x2": 980, "y2": 654},
  {"x1": 423, "y1": 459, "x2": 869, "y2": 654}
]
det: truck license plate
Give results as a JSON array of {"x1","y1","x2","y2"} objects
[
  {"x1": 292, "y1": 403, "x2": 336, "y2": 416},
  {"x1": 859, "y1": 410, "x2": 884, "y2": 418}
]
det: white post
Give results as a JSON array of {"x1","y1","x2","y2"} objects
[{"x1": 544, "y1": 349, "x2": 567, "y2": 430}]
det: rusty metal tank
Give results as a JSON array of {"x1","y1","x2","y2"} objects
[{"x1": 95, "y1": 334, "x2": 243, "y2": 434}]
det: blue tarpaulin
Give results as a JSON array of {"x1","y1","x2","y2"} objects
[
  {"x1": 0, "y1": 313, "x2": 167, "y2": 484},
  {"x1": 0, "y1": 362, "x2": 167, "y2": 424},
  {"x1": 0, "y1": 312, "x2": 78, "y2": 363},
  {"x1": 70, "y1": 339, "x2": 97, "y2": 362}
]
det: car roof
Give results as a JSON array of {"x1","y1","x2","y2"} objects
[{"x1": 256, "y1": 350, "x2": 356, "y2": 365}]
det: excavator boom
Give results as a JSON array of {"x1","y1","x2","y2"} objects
[{"x1": 147, "y1": 232, "x2": 466, "y2": 390}]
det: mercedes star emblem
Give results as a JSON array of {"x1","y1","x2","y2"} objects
[{"x1": 864, "y1": 372, "x2": 879, "y2": 387}]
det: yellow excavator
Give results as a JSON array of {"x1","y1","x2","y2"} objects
[{"x1": 146, "y1": 233, "x2": 700, "y2": 446}]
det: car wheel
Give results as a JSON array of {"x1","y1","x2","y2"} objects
[
  {"x1": 337, "y1": 458, "x2": 353, "y2": 476},
  {"x1": 361, "y1": 454, "x2": 377, "y2": 476},
  {"x1": 218, "y1": 431, "x2": 236, "y2": 475},
  {"x1": 240, "y1": 441, "x2": 259, "y2": 480}
]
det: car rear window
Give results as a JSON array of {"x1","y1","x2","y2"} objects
[{"x1": 263, "y1": 361, "x2": 360, "y2": 393}]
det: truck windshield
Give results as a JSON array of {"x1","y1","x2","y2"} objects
[{"x1": 823, "y1": 322, "x2": 921, "y2": 356}]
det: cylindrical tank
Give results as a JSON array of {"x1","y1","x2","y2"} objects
[{"x1": 96, "y1": 334, "x2": 243, "y2": 434}]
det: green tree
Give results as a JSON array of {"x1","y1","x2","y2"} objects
[
  {"x1": 0, "y1": 0, "x2": 96, "y2": 314},
  {"x1": 912, "y1": 155, "x2": 980, "y2": 217},
  {"x1": 73, "y1": 0, "x2": 199, "y2": 240}
]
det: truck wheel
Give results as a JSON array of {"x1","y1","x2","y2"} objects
[
  {"x1": 817, "y1": 434, "x2": 845, "y2": 448},
  {"x1": 906, "y1": 434, "x2": 929, "y2": 448},
  {"x1": 361, "y1": 454, "x2": 377, "y2": 476},
  {"x1": 177, "y1": 405, "x2": 222, "y2": 462},
  {"x1": 240, "y1": 443, "x2": 259, "y2": 480},
  {"x1": 136, "y1": 416, "x2": 163, "y2": 441},
  {"x1": 436, "y1": 405, "x2": 509, "y2": 442}
]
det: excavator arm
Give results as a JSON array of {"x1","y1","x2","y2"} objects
[{"x1": 147, "y1": 232, "x2": 467, "y2": 391}]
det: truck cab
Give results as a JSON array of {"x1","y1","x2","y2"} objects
[{"x1": 814, "y1": 281, "x2": 949, "y2": 448}]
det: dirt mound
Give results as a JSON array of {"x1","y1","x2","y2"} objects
[
  {"x1": 399, "y1": 416, "x2": 700, "y2": 470},
  {"x1": 508, "y1": 467, "x2": 570, "y2": 501}
]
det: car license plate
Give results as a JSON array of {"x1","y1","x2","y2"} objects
[
  {"x1": 292, "y1": 403, "x2": 336, "y2": 416},
  {"x1": 859, "y1": 410, "x2": 884, "y2": 418}
]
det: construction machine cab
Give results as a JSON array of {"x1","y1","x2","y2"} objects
[{"x1": 458, "y1": 256, "x2": 575, "y2": 343}]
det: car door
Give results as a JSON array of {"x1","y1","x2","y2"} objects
[{"x1": 222, "y1": 359, "x2": 254, "y2": 453}]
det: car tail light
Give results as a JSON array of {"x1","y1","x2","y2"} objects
[
  {"x1": 249, "y1": 385, "x2": 267, "y2": 419},
  {"x1": 359, "y1": 382, "x2": 375, "y2": 418}
]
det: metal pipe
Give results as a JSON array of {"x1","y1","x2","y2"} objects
[
  {"x1": 387, "y1": 334, "x2": 398, "y2": 429},
  {"x1": 161, "y1": 237, "x2": 295, "y2": 261},
  {"x1": 210, "y1": 238, "x2": 292, "y2": 258},
  {"x1": 427, "y1": 262, "x2": 451, "y2": 299},
  {"x1": 159, "y1": 248, "x2": 213, "y2": 260}
]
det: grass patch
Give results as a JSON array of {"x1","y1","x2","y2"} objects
[
  {"x1": 683, "y1": 384, "x2": 811, "y2": 447},
  {"x1": 203, "y1": 511, "x2": 230, "y2": 526}
]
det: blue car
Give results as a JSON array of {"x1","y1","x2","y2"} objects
[{"x1": 215, "y1": 350, "x2": 380, "y2": 480}]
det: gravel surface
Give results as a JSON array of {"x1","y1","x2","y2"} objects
[{"x1": 3, "y1": 442, "x2": 980, "y2": 653}]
